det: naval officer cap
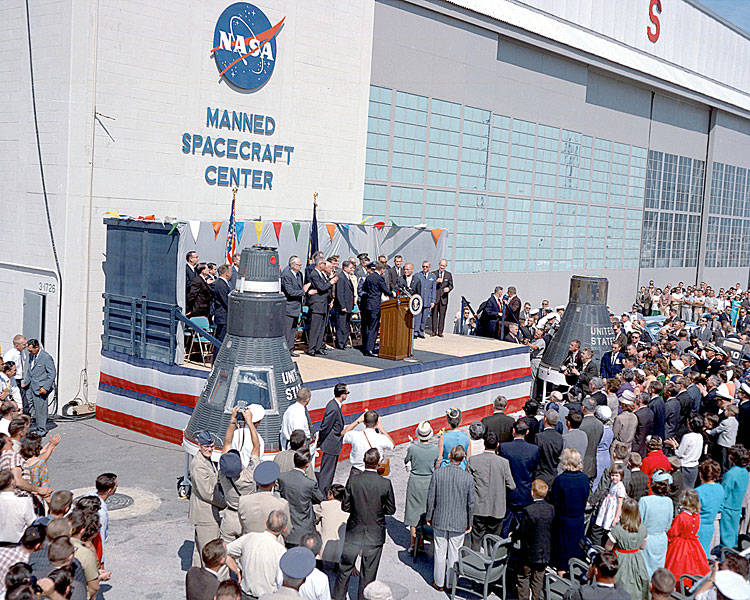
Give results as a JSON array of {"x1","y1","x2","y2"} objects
[
  {"x1": 254, "y1": 461, "x2": 280, "y2": 486},
  {"x1": 196, "y1": 430, "x2": 215, "y2": 446},
  {"x1": 366, "y1": 261, "x2": 377, "y2": 269},
  {"x1": 357, "y1": 252, "x2": 369, "y2": 260},
  {"x1": 279, "y1": 546, "x2": 316, "y2": 580},
  {"x1": 714, "y1": 570, "x2": 750, "y2": 600},
  {"x1": 555, "y1": 305, "x2": 565, "y2": 311}
]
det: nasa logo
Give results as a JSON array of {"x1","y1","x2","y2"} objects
[{"x1": 212, "y1": 2, "x2": 285, "y2": 91}]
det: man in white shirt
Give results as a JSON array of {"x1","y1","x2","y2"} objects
[
  {"x1": 0, "y1": 363, "x2": 22, "y2": 405},
  {"x1": 2, "y1": 335, "x2": 26, "y2": 392},
  {"x1": 227, "y1": 509, "x2": 288, "y2": 598},
  {"x1": 276, "y1": 531, "x2": 330, "y2": 600},
  {"x1": 280, "y1": 388, "x2": 314, "y2": 450},
  {"x1": 232, "y1": 404, "x2": 266, "y2": 467},
  {"x1": 0, "y1": 400, "x2": 18, "y2": 435},
  {"x1": 0, "y1": 469, "x2": 35, "y2": 543},
  {"x1": 341, "y1": 410, "x2": 394, "y2": 476}
]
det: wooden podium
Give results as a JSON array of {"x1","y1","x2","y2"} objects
[{"x1": 378, "y1": 297, "x2": 413, "y2": 360}]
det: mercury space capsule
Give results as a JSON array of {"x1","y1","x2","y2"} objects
[
  {"x1": 537, "y1": 275, "x2": 615, "y2": 395},
  {"x1": 183, "y1": 246, "x2": 303, "y2": 456}
]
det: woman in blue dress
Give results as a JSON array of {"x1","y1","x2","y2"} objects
[
  {"x1": 638, "y1": 469, "x2": 674, "y2": 575},
  {"x1": 550, "y1": 448, "x2": 590, "y2": 574},
  {"x1": 437, "y1": 407, "x2": 469, "y2": 469},
  {"x1": 720, "y1": 445, "x2": 749, "y2": 548},
  {"x1": 695, "y1": 459, "x2": 725, "y2": 556}
]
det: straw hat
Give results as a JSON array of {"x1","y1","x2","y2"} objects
[{"x1": 416, "y1": 421, "x2": 433, "y2": 441}]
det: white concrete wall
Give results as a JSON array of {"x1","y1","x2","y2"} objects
[{"x1": 0, "y1": 0, "x2": 376, "y2": 404}]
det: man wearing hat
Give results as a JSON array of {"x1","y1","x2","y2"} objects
[
  {"x1": 354, "y1": 253, "x2": 370, "y2": 280},
  {"x1": 189, "y1": 429, "x2": 223, "y2": 567},
  {"x1": 714, "y1": 570, "x2": 750, "y2": 600},
  {"x1": 360, "y1": 262, "x2": 395, "y2": 357},
  {"x1": 238, "y1": 461, "x2": 290, "y2": 536},
  {"x1": 231, "y1": 404, "x2": 266, "y2": 468},
  {"x1": 260, "y1": 546, "x2": 316, "y2": 599}
]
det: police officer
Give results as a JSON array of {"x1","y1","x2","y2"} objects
[{"x1": 360, "y1": 262, "x2": 394, "y2": 357}]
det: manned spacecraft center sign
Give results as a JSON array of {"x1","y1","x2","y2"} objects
[{"x1": 179, "y1": 4, "x2": 292, "y2": 189}]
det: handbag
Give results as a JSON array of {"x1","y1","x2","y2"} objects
[{"x1": 363, "y1": 431, "x2": 390, "y2": 476}]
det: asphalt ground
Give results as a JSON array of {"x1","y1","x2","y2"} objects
[{"x1": 46, "y1": 418, "x2": 500, "y2": 600}]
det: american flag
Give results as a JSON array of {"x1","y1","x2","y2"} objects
[{"x1": 225, "y1": 191, "x2": 237, "y2": 265}]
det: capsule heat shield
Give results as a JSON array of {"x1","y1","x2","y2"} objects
[
  {"x1": 540, "y1": 275, "x2": 615, "y2": 370},
  {"x1": 184, "y1": 247, "x2": 303, "y2": 453}
]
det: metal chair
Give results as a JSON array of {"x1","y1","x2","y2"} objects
[
  {"x1": 186, "y1": 316, "x2": 213, "y2": 366},
  {"x1": 568, "y1": 558, "x2": 589, "y2": 584},
  {"x1": 447, "y1": 534, "x2": 511, "y2": 600},
  {"x1": 545, "y1": 571, "x2": 572, "y2": 600}
]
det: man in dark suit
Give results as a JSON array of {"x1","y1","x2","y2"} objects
[
  {"x1": 317, "y1": 383, "x2": 348, "y2": 495},
  {"x1": 477, "y1": 287, "x2": 502, "y2": 338},
  {"x1": 277, "y1": 449, "x2": 326, "y2": 546},
  {"x1": 502, "y1": 286, "x2": 522, "y2": 338},
  {"x1": 588, "y1": 377, "x2": 608, "y2": 406},
  {"x1": 633, "y1": 393, "x2": 654, "y2": 457},
  {"x1": 360, "y1": 262, "x2": 393, "y2": 357},
  {"x1": 579, "y1": 398, "x2": 604, "y2": 482},
  {"x1": 186, "y1": 251, "x2": 199, "y2": 291},
  {"x1": 696, "y1": 317, "x2": 713, "y2": 343},
  {"x1": 499, "y1": 420, "x2": 539, "y2": 537},
  {"x1": 185, "y1": 538, "x2": 226, "y2": 600},
  {"x1": 334, "y1": 260, "x2": 355, "y2": 349},
  {"x1": 534, "y1": 410, "x2": 563, "y2": 486},
  {"x1": 333, "y1": 448, "x2": 396, "y2": 600},
  {"x1": 600, "y1": 341, "x2": 625, "y2": 379},
  {"x1": 738, "y1": 383, "x2": 750, "y2": 450},
  {"x1": 281, "y1": 256, "x2": 306, "y2": 357},
  {"x1": 431, "y1": 259, "x2": 453, "y2": 337},
  {"x1": 517, "y1": 480, "x2": 555, "y2": 600},
  {"x1": 466, "y1": 431, "x2": 515, "y2": 551},
  {"x1": 648, "y1": 380, "x2": 666, "y2": 439},
  {"x1": 227, "y1": 252, "x2": 241, "y2": 290},
  {"x1": 481, "y1": 395, "x2": 515, "y2": 444},
  {"x1": 397, "y1": 262, "x2": 422, "y2": 297},
  {"x1": 211, "y1": 265, "x2": 232, "y2": 361},
  {"x1": 504, "y1": 322, "x2": 522, "y2": 344},
  {"x1": 187, "y1": 263, "x2": 213, "y2": 317},
  {"x1": 305, "y1": 259, "x2": 337, "y2": 356}
]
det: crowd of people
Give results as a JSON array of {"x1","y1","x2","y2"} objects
[{"x1": 186, "y1": 249, "x2": 455, "y2": 360}]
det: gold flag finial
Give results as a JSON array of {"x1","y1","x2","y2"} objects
[{"x1": 313, "y1": 192, "x2": 318, "y2": 206}]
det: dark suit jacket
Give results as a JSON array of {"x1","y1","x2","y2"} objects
[
  {"x1": 504, "y1": 332, "x2": 522, "y2": 344},
  {"x1": 664, "y1": 397, "x2": 681, "y2": 440},
  {"x1": 578, "y1": 360, "x2": 599, "y2": 389},
  {"x1": 519, "y1": 499, "x2": 554, "y2": 565},
  {"x1": 185, "y1": 566, "x2": 219, "y2": 600},
  {"x1": 482, "y1": 412, "x2": 515, "y2": 444},
  {"x1": 334, "y1": 274, "x2": 355, "y2": 312},
  {"x1": 649, "y1": 395, "x2": 666, "y2": 439},
  {"x1": 590, "y1": 390, "x2": 607, "y2": 406},
  {"x1": 478, "y1": 295, "x2": 502, "y2": 337},
  {"x1": 186, "y1": 264, "x2": 197, "y2": 290},
  {"x1": 738, "y1": 400, "x2": 750, "y2": 450},
  {"x1": 318, "y1": 399, "x2": 344, "y2": 455},
  {"x1": 306, "y1": 269, "x2": 332, "y2": 314},
  {"x1": 535, "y1": 428, "x2": 563, "y2": 486},
  {"x1": 397, "y1": 275, "x2": 422, "y2": 297},
  {"x1": 499, "y1": 438, "x2": 539, "y2": 508},
  {"x1": 281, "y1": 266, "x2": 305, "y2": 317},
  {"x1": 633, "y1": 406, "x2": 654, "y2": 456},
  {"x1": 505, "y1": 295, "x2": 521, "y2": 325},
  {"x1": 277, "y1": 468, "x2": 326, "y2": 545},
  {"x1": 432, "y1": 270, "x2": 453, "y2": 306},
  {"x1": 211, "y1": 277, "x2": 230, "y2": 325},
  {"x1": 187, "y1": 276, "x2": 212, "y2": 317},
  {"x1": 361, "y1": 272, "x2": 391, "y2": 312},
  {"x1": 342, "y1": 469, "x2": 396, "y2": 546},
  {"x1": 383, "y1": 266, "x2": 399, "y2": 292},
  {"x1": 228, "y1": 265, "x2": 239, "y2": 291}
]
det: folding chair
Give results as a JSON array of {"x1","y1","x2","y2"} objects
[
  {"x1": 447, "y1": 534, "x2": 511, "y2": 600},
  {"x1": 412, "y1": 513, "x2": 433, "y2": 560},
  {"x1": 545, "y1": 571, "x2": 572, "y2": 600},
  {"x1": 187, "y1": 316, "x2": 213, "y2": 367}
]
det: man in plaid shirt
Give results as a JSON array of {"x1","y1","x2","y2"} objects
[
  {"x1": 0, "y1": 524, "x2": 45, "y2": 597},
  {"x1": 0, "y1": 417, "x2": 51, "y2": 498}
]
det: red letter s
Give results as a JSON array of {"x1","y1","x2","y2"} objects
[{"x1": 648, "y1": 0, "x2": 662, "y2": 43}]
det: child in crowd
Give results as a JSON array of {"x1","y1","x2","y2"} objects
[
  {"x1": 627, "y1": 453, "x2": 650, "y2": 502},
  {"x1": 641, "y1": 437, "x2": 671, "y2": 480},
  {"x1": 606, "y1": 498, "x2": 650, "y2": 600},
  {"x1": 315, "y1": 483, "x2": 348, "y2": 565},
  {"x1": 665, "y1": 489, "x2": 709, "y2": 580},
  {"x1": 594, "y1": 463, "x2": 627, "y2": 546},
  {"x1": 517, "y1": 479, "x2": 554, "y2": 600}
]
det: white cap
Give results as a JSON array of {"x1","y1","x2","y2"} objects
[
  {"x1": 717, "y1": 383, "x2": 733, "y2": 400},
  {"x1": 248, "y1": 404, "x2": 265, "y2": 423},
  {"x1": 714, "y1": 570, "x2": 750, "y2": 600}
]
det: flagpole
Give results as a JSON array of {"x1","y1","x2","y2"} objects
[{"x1": 306, "y1": 192, "x2": 318, "y2": 266}]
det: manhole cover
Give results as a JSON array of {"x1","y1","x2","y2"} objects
[{"x1": 105, "y1": 493, "x2": 135, "y2": 511}]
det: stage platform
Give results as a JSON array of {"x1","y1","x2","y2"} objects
[{"x1": 96, "y1": 334, "x2": 531, "y2": 453}]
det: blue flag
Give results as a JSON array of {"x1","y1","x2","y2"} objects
[{"x1": 308, "y1": 200, "x2": 319, "y2": 262}]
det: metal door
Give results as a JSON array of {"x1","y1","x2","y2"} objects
[{"x1": 23, "y1": 290, "x2": 46, "y2": 345}]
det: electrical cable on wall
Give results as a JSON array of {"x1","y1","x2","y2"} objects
[{"x1": 25, "y1": 0, "x2": 71, "y2": 415}]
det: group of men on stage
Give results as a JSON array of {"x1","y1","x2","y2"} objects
[{"x1": 279, "y1": 252, "x2": 453, "y2": 358}]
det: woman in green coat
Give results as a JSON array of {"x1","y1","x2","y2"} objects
[{"x1": 403, "y1": 421, "x2": 439, "y2": 552}]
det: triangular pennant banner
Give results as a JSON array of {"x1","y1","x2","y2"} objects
[
  {"x1": 291, "y1": 222, "x2": 301, "y2": 241},
  {"x1": 254, "y1": 221, "x2": 263, "y2": 241},
  {"x1": 211, "y1": 221, "x2": 222, "y2": 240},
  {"x1": 235, "y1": 222, "x2": 245, "y2": 244},
  {"x1": 272, "y1": 222, "x2": 282, "y2": 240},
  {"x1": 390, "y1": 219, "x2": 398, "y2": 226},
  {"x1": 340, "y1": 223, "x2": 350, "y2": 230},
  {"x1": 374, "y1": 221, "x2": 385, "y2": 230},
  {"x1": 325, "y1": 223, "x2": 336, "y2": 242},
  {"x1": 139, "y1": 215, "x2": 155, "y2": 221},
  {"x1": 188, "y1": 221, "x2": 201, "y2": 243},
  {"x1": 431, "y1": 228, "x2": 443, "y2": 245}
]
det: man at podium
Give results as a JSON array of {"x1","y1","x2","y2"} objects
[{"x1": 360, "y1": 261, "x2": 395, "y2": 357}]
